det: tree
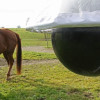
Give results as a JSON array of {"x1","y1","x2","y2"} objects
[{"x1": 17, "y1": 25, "x2": 21, "y2": 28}]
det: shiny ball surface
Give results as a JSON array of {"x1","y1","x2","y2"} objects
[{"x1": 52, "y1": 27, "x2": 100, "y2": 76}]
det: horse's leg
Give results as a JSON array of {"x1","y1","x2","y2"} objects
[
  {"x1": 6, "y1": 53, "x2": 14, "y2": 80},
  {"x1": 3, "y1": 52, "x2": 9, "y2": 65}
]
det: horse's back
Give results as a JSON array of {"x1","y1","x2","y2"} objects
[
  {"x1": 0, "y1": 28, "x2": 17, "y2": 39},
  {"x1": 0, "y1": 28, "x2": 17, "y2": 53}
]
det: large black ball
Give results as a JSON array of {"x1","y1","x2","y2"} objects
[{"x1": 52, "y1": 27, "x2": 100, "y2": 76}]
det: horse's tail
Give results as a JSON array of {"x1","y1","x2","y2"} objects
[{"x1": 15, "y1": 33, "x2": 22, "y2": 75}]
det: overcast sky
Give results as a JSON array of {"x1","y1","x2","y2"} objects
[{"x1": 0, "y1": 0, "x2": 60, "y2": 28}]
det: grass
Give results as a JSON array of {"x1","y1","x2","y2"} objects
[
  {"x1": 10, "y1": 28, "x2": 52, "y2": 47},
  {"x1": 0, "y1": 62, "x2": 100, "y2": 100},
  {"x1": 22, "y1": 51, "x2": 56, "y2": 60},
  {"x1": 0, "y1": 51, "x2": 56, "y2": 60},
  {"x1": 22, "y1": 39, "x2": 51, "y2": 47},
  {"x1": 0, "y1": 28, "x2": 100, "y2": 100}
]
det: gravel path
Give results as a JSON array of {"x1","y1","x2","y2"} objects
[
  {"x1": 22, "y1": 46, "x2": 54, "y2": 53},
  {"x1": 0, "y1": 58, "x2": 59, "y2": 67}
]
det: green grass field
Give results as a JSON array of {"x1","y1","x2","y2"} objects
[
  {"x1": 0, "y1": 62, "x2": 100, "y2": 100},
  {"x1": 0, "y1": 28, "x2": 100, "y2": 100},
  {"x1": 11, "y1": 28, "x2": 52, "y2": 47}
]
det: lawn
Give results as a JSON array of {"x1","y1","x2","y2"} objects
[
  {"x1": 0, "y1": 62, "x2": 100, "y2": 100},
  {"x1": 0, "y1": 28, "x2": 100, "y2": 100},
  {"x1": 0, "y1": 51, "x2": 56, "y2": 60},
  {"x1": 10, "y1": 28, "x2": 52, "y2": 47}
]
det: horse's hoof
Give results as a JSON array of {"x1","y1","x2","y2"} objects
[
  {"x1": 7, "y1": 77, "x2": 11, "y2": 81},
  {"x1": 7, "y1": 79, "x2": 11, "y2": 81}
]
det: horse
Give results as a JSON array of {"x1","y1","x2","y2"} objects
[{"x1": 0, "y1": 28, "x2": 22, "y2": 80}]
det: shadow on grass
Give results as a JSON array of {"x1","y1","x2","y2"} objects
[
  {"x1": 0, "y1": 78, "x2": 94, "y2": 100},
  {"x1": 0, "y1": 88, "x2": 90, "y2": 100}
]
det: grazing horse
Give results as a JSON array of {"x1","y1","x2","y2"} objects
[{"x1": 0, "y1": 28, "x2": 22, "y2": 80}]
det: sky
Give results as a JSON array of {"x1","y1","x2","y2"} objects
[{"x1": 0, "y1": 0, "x2": 61, "y2": 28}]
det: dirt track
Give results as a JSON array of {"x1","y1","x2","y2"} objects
[
  {"x1": 0, "y1": 58, "x2": 59, "y2": 67},
  {"x1": 22, "y1": 46, "x2": 54, "y2": 53}
]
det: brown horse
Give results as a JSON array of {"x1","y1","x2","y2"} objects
[{"x1": 0, "y1": 28, "x2": 22, "y2": 80}]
